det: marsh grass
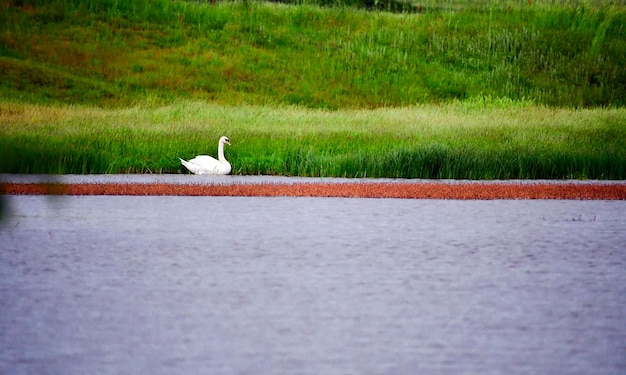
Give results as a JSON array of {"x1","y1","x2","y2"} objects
[
  {"x1": 2, "y1": 100, "x2": 624, "y2": 179},
  {"x1": 2, "y1": 1, "x2": 624, "y2": 178}
]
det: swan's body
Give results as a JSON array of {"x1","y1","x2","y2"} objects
[{"x1": 180, "y1": 136, "x2": 231, "y2": 175}]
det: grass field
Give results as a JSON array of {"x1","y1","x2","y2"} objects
[
  {"x1": 1, "y1": 0, "x2": 625, "y2": 178},
  {"x1": 1, "y1": 0, "x2": 625, "y2": 108},
  {"x1": 2, "y1": 99, "x2": 624, "y2": 179}
]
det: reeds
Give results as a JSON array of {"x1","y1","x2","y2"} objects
[
  {"x1": 1, "y1": 1, "x2": 624, "y2": 178},
  {"x1": 2, "y1": 100, "x2": 624, "y2": 179}
]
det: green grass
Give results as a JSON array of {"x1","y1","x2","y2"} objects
[
  {"x1": 1, "y1": 0, "x2": 625, "y2": 178},
  {"x1": 1, "y1": 0, "x2": 625, "y2": 108},
  {"x1": 2, "y1": 99, "x2": 624, "y2": 179}
]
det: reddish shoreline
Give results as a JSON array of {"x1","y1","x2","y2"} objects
[{"x1": 3, "y1": 182, "x2": 626, "y2": 199}]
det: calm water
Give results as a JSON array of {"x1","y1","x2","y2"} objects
[{"x1": 1, "y1": 195, "x2": 625, "y2": 374}]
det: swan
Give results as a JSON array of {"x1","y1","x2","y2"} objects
[{"x1": 180, "y1": 136, "x2": 232, "y2": 175}]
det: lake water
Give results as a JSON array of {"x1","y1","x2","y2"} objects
[{"x1": 1, "y1": 195, "x2": 625, "y2": 374}]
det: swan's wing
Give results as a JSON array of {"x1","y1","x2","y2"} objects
[
  {"x1": 189, "y1": 155, "x2": 219, "y2": 166},
  {"x1": 180, "y1": 158, "x2": 202, "y2": 174},
  {"x1": 184, "y1": 155, "x2": 230, "y2": 175}
]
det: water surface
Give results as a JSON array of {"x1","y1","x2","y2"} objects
[{"x1": 1, "y1": 196, "x2": 625, "y2": 374}]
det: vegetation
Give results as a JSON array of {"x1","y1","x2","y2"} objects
[
  {"x1": 1, "y1": 100, "x2": 624, "y2": 179},
  {"x1": 1, "y1": 0, "x2": 624, "y2": 108},
  {"x1": 0, "y1": 0, "x2": 625, "y2": 178}
]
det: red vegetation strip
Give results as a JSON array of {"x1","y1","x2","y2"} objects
[{"x1": 3, "y1": 182, "x2": 626, "y2": 199}]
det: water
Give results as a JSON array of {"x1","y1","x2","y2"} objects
[
  {"x1": 3, "y1": 173, "x2": 624, "y2": 186},
  {"x1": 1, "y1": 195, "x2": 625, "y2": 374}
]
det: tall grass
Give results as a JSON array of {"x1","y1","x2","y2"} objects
[
  {"x1": 1, "y1": 0, "x2": 624, "y2": 108},
  {"x1": 2, "y1": 1, "x2": 624, "y2": 178},
  {"x1": 1, "y1": 100, "x2": 624, "y2": 179}
]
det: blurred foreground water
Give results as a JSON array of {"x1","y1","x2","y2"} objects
[{"x1": 1, "y1": 195, "x2": 625, "y2": 374}]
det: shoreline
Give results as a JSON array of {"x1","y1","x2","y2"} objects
[{"x1": 3, "y1": 179, "x2": 626, "y2": 200}]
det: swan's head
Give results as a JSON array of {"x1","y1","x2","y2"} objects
[{"x1": 220, "y1": 136, "x2": 231, "y2": 146}]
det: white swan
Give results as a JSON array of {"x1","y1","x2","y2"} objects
[{"x1": 180, "y1": 136, "x2": 232, "y2": 175}]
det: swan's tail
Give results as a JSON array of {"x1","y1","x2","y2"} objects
[{"x1": 179, "y1": 158, "x2": 197, "y2": 174}]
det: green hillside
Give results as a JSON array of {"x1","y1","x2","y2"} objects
[
  {"x1": 2, "y1": 0, "x2": 625, "y2": 108},
  {"x1": 1, "y1": 0, "x2": 625, "y2": 178}
]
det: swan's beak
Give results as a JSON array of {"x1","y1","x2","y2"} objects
[{"x1": 225, "y1": 140, "x2": 231, "y2": 146}]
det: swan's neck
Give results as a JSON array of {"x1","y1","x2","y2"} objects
[{"x1": 218, "y1": 142, "x2": 227, "y2": 163}]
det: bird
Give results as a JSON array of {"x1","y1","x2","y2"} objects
[{"x1": 180, "y1": 136, "x2": 232, "y2": 175}]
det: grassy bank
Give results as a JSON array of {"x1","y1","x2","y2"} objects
[
  {"x1": 2, "y1": 100, "x2": 624, "y2": 179},
  {"x1": 1, "y1": 0, "x2": 625, "y2": 108},
  {"x1": 1, "y1": 0, "x2": 625, "y2": 178}
]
